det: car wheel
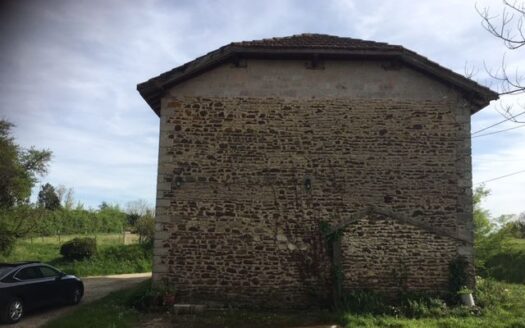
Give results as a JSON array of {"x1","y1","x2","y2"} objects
[
  {"x1": 1, "y1": 298, "x2": 24, "y2": 324},
  {"x1": 69, "y1": 286, "x2": 83, "y2": 305}
]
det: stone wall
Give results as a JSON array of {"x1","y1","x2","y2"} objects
[
  {"x1": 340, "y1": 216, "x2": 460, "y2": 294},
  {"x1": 153, "y1": 93, "x2": 473, "y2": 308}
]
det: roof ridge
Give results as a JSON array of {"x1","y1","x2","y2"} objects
[
  {"x1": 137, "y1": 34, "x2": 499, "y2": 115},
  {"x1": 230, "y1": 33, "x2": 400, "y2": 49}
]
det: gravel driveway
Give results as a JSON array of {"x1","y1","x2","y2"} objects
[{"x1": 9, "y1": 272, "x2": 151, "y2": 328}]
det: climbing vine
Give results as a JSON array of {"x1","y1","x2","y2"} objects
[{"x1": 320, "y1": 220, "x2": 345, "y2": 307}]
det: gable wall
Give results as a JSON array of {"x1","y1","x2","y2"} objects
[{"x1": 152, "y1": 59, "x2": 474, "y2": 307}]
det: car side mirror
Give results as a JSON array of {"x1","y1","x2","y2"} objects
[{"x1": 56, "y1": 272, "x2": 66, "y2": 280}]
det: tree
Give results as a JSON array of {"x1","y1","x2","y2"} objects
[
  {"x1": 0, "y1": 119, "x2": 51, "y2": 255},
  {"x1": 37, "y1": 183, "x2": 61, "y2": 210},
  {"x1": 0, "y1": 120, "x2": 52, "y2": 208},
  {"x1": 134, "y1": 215, "x2": 155, "y2": 244},
  {"x1": 64, "y1": 188, "x2": 75, "y2": 210},
  {"x1": 99, "y1": 201, "x2": 110, "y2": 211},
  {"x1": 473, "y1": 185, "x2": 493, "y2": 241},
  {"x1": 478, "y1": 1, "x2": 525, "y2": 101},
  {"x1": 477, "y1": 0, "x2": 525, "y2": 121},
  {"x1": 126, "y1": 199, "x2": 154, "y2": 226}
]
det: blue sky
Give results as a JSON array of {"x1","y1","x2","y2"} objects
[{"x1": 0, "y1": 0, "x2": 524, "y2": 217}]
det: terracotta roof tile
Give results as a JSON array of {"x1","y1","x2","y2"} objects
[{"x1": 231, "y1": 33, "x2": 401, "y2": 50}]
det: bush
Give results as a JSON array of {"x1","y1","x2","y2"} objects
[
  {"x1": 339, "y1": 290, "x2": 455, "y2": 319},
  {"x1": 60, "y1": 237, "x2": 97, "y2": 260},
  {"x1": 54, "y1": 243, "x2": 152, "y2": 277},
  {"x1": 340, "y1": 289, "x2": 388, "y2": 314},
  {"x1": 475, "y1": 276, "x2": 510, "y2": 308},
  {"x1": 401, "y1": 295, "x2": 449, "y2": 318},
  {"x1": 484, "y1": 250, "x2": 525, "y2": 283}
]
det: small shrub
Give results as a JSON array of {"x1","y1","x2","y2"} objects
[
  {"x1": 339, "y1": 290, "x2": 453, "y2": 319},
  {"x1": 401, "y1": 295, "x2": 449, "y2": 318},
  {"x1": 475, "y1": 276, "x2": 511, "y2": 308},
  {"x1": 60, "y1": 237, "x2": 97, "y2": 260}
]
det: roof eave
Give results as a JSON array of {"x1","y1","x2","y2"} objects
[{"x1": 137, "y1": 46, "x2": 499, "y2": 116}]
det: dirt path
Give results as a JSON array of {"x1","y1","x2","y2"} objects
[{"x1": 11, "y1": 272, "x2": 152, "y2": 328}]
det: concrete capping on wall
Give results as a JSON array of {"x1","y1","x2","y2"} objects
[{"x1": 324, "y1": 205, "x2": 472, "y2": 245}]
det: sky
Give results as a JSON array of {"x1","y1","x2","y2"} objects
[{"x1": 0, "y1": 0, "x2": 524, "y2": 217}]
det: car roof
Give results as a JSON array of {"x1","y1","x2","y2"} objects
[
  {"x1": 0, "y1": 262, "x2": 47, "y2": 280},
  {"x1": 0, "y1": 261, "x2": 41, "y2": 267}
]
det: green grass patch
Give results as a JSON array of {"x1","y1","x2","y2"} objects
[
  {"x1": 41, "y1": 279, "x2": 525, "y2": 328},
  {"x1": 164, "y1": 279, "x2": 525, "y2": 328},
  {"x1": 0, "y1": 233, "x2": 151, "y2": 277},
  {"x1": 42, "y1": 281, "x2": 150, "y2": 328},
  {"x1": 50, "y1": 244, "x2": 152, "y2": 276}
]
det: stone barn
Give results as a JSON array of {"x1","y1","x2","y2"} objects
[{"x1": 137, "y1": 34, "x2": 498, "y2": 308}]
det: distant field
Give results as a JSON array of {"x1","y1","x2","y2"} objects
[
  {"x1": 23, "y1": 233, "x2": 139, "y2": 246},
  {"x1": 0, "y1": 233, "x2": 151, "y2": 277}
]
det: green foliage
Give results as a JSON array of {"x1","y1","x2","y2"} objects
[
  {"x1": 134, "y1": 214, "x2": 155, "y2": 244},
  {"x1": 57, "y1": 244, "x2": 152, "y2": 277},
  {"x1": 0, "y1": 229, "x2": 16, "y2": 257},
  {"x1": 0, "y1": 120, "x2": 51, "y2": 255},
  {"x1": 471, "y1": 185, "x2": 525, "y2": 282},
  {"x1": 126, "y1": 213, "x2": 141, "y2": 226},
  {"x1": 507, "y1": 215, "x2": 525, "y2": 238},
  {"x1": 484, "y1": 249, "x2": 525, "y2": 283},
  {"x1": 0, "y1": 233, "x2": 151, "y2": 277},
  {"x1": 43, "y1": 278, "x2": 525, "y2": 328},
  {"x1": 0, "y1": 120, "x2": 51, "y2": 209},
  {"x1": 37, "y1": 183, "x2": 61, "y2": 210},
  {"x1": 33, "y1": 205, "x2": 127, "y2": 237},
  {"x1": 339, "y1": 289, "x2": 388, "y2": 314},
  {"x1": 402, "y1": 296, "x2": 449, "y2": 319},
  {"x1": 473, "y1": 186, "x2": 493, "y2": 242},
  {"x1": 60, "y1": 237, "x2": 97, "y2": 260},
  {"x1": 0, "y1": 205, "x2": 43, "y2": 255}
]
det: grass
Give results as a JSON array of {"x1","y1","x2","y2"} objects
[
  {"x1": 0, "y1": 233, "x2": 151, "y2": 277},
  {"x1": 43, "y1": 278, "x2": 525, "y2": 328},
  {"x1": 166, "y1": 280, "x2": 525, "y2": 327},
  {"x1": 42, "y1": 281, "x2": 148, "y2": 328}
]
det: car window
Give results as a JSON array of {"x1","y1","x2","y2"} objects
[
  {"x1": 39, "y1": 266, "x2": 60, "y2": 278},
  {"x1": 0, "y1": 267, "x2": 13, "y2": 277},
  {"x1": 15, "y1": 267, "x2": 44, "y2": 280}
]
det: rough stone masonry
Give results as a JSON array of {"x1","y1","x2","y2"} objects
[{"x1": 137, "y1": 34, "x2": 499, "y2": 308}]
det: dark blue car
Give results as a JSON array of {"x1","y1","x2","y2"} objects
[{"x1": 0, "y1": 262, "x2": 83, "y2": 324}]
